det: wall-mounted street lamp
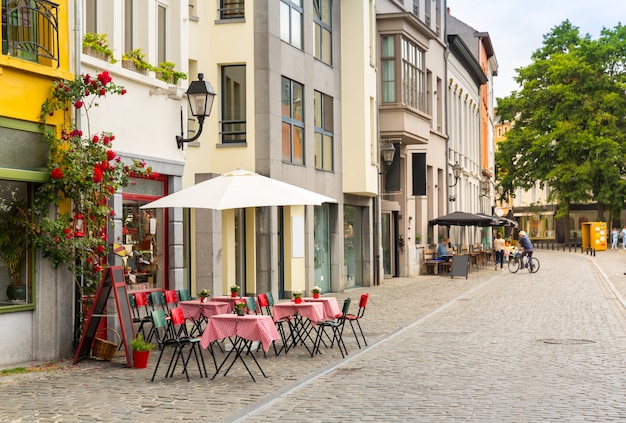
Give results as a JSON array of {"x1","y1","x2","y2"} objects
[
  {"x1": 379, "y1": 141, "x2": 396, "y2": 175},
  {"x1": 176, "y1": 73, "x2": 217, "y2": 149},
  {"x1": 448, "y1": 162, "x2": 462, "y2": 187},
  {"x1": 480, "y1": 178, "x2": 491, "y2": 197}
]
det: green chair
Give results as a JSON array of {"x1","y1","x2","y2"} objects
[{"x1": 177, "y1": 289, "x2": 192, "y2": 301}]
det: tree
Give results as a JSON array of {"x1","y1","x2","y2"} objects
[{"x1": 496, "y1": 21, "x2": 626, "y2": 239}]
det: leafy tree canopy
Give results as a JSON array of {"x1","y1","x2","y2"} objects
[{"x1": 495, "y1": 21, "x2": 626, "y2": 222}]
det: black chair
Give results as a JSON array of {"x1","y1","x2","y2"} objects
[{"x1": 313, "y1": 298, "x2": 351, "y2": 358}]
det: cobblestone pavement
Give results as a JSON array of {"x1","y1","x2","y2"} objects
[{"x1": 1, "y1": 248, "x2": 626, "y2": 422}]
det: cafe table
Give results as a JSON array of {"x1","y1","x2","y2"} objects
[
  {"x1": 273, "y1": 301, "x2": 325, "y2": 355},
  {"x1": 178, "y1": 300, "x2": 231, "y2": 335},
  {"x1": 302, "y1": 297, "x2": 342, "y2": 320},
  {"x1": 200, "y1": 313, "x2": 280, "y2": 382}
]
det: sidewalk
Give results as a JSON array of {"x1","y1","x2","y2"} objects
[{"x1": 1, "y1": 248, "x2": 625, "y2": 422}]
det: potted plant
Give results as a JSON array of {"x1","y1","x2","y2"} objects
[
  {"x1": 121, "y1": 49, "x2": 153, "y2": 75},
  {"x1": 415, "y1": 234, "x2": 422, "y2": 244},
  {"x1": 234, "y1": 301, "x2": 247, "y2": 316},
  {"x1": 292, "y1": 290, "x2": 303, "y2": 304},
  {"x1": 310, "y1": 286, "x2": 322, "y2": 299},
  {"x1": 230, "y1": 284, "x2": 239, "y2": 298},
  {"x1": 130, "y1": 332, "x2": 155, "y2": 368},
  {"x1": 197, "y1": 288, "x2": 210, "y2": 303},
  {"x1": 0, "y1": 199, "x2": 33, "y2": 302},
  {"x1": 82, "y1": 32, "x2": 116, "y2": 63},
  {"x1": 155, "y1": 61, "x2": 188, "y2": 84}
]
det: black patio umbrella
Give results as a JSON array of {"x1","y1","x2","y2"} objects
[
  {"x1": 475, "y1": 213, "x2": 518, "y2": 228},
  {"x1": 428, "y1": 211, "x2": 494, "y2": 227}
]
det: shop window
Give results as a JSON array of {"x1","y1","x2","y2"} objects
[{"x1": 0, "y1": 180, "x2": 33, "y2": 308}]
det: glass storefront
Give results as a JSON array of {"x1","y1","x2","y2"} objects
[
  {"x1": 343, "y1": 205, "x2": 363, "y2": 288},
  {"x1": 314, "y1": 204, "x2": 331, "y2": 293},
  {"x1": 122, "y1": 177, "x2": 166, "y2": 290}
]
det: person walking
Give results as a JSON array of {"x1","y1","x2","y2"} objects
[
  {"x1": 493, "y1": 232, "x2": 506, "y2": 271},
  {"x1": 611, "y1": 228, "x2": 619, "y2": 249},
  {"x1": 621, "y1": 227, "x2": 626, "y2": 250}
]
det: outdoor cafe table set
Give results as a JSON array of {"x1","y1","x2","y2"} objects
[
  {"x1": 191, "y1": 296, "x2": 342, "y2": 381},
  {"x1": 272, "y1": 297, "x2": 342, "y2": 355}
]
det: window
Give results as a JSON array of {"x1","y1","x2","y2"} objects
[
  {"x1": 313, "y1": 0, "x2": 331, "y2": 65},
  {"x1": 220, "y1": 0, "x2": 244, "y2": 19},
  {"x1": 401, "y1": 37, "x2": 425, "y2": 111},
  {"x1": 381, "y1": 36, "x2": 395, "y2": 103},
  {"x1": 221, "y1": 65, "x2": 246, "y2": 144},
  {"x1": 314, "y1": 90, "x2": 333, "y2": 171},
  {"x1": 2, "y1": 0, "x2": 59, "y2": 67},
  {"x1": 280, "y1": 0, "x2": 302, "y2": 49},
  {"x1": 85, "y1": 0, "x2": 97, "y2": 33},
  {"x1": 157, "y1": 3, "x2": 166, "y2": 64},
  {"x1": 123, "y1": 0, "x2": 133, "y2": 52},
  {"x1": 281, "y1": 77, "x2": 304, "y2": 165}
]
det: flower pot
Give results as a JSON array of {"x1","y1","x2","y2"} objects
[
  {"x1": 133, "y1": 350, "x2": 150, "y2": 368},
  {"x1": 294, "y1": 297, "x2": 302, "y2": 304},
  {"x1": 231, "y1": 291, "x2": 238, "y2": 298},
  {"x1": 313, "y1": 293, "x2": 320, "y2": 299},
  {"x1": 7, "y1": 284, "x2": 25, "y2": 301},
  {"x1": 236, "y1": 309, "x2": 246, "y2": 316},
  {"x1": 200, "y1": 297, "x2": 209, "y2": 303}
]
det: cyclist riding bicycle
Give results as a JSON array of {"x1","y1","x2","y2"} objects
[{"x1": 518, "y1": 231, "x2": 534, "y2": 267}]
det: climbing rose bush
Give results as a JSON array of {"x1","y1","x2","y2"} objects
[{"x1": 37, "y1": 71, "x2": 157, "y2": 292}]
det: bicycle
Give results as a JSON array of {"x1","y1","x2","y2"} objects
[{"x1": 508, "y1": 248, "x2": 540, "y2": 273}]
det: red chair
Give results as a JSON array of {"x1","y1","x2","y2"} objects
[
  {"x1": 151, "y1": 307, "x2": 208, "y2": 382},
  {"x1": 345, "y1": 293, "x2": 368, "y2": 348},
  {"x1": 258, "y1": 292, "x2": 288, "y2": 355},
  {"x1": 164, "y1": 289, "x2": 179, "y2": 312},
  {"x1": 133, "y1": 292, "x2": 154, "y2": 342}
]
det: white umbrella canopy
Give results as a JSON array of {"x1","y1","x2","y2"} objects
[{"x1": 141, "y1": 168, "x2": 336, "y2": 210}]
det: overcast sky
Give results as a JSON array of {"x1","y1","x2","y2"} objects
[{"x1": 446, "y1": 0, "x2": 626, "y2": 101}]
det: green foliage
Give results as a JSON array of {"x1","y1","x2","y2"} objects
[
  {"x1": 121, "y1": 49, "x2": 154, "y2": 72},
  {"x1": 82, "y1": 32, "x2": 117, "y2": 63},
  {"x1": 155, "y1": 62, "x2": 188, "y2": 84},
  {"x1": 0, "y1": 200, "x2": 34, "y2": 285},
  {"x1": 495, "y1": 21, "x2": 626, "y2": 226},
  {"x1": 38, "y1": 71, "x2": 156, "y2": 294},
  {"x1": 130, "y1": 333, "x2": 155, "y2": 352}
]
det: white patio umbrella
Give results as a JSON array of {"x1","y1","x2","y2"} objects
[{"x1": 140, "y1": 168, "x2": 336, "y2": 210}]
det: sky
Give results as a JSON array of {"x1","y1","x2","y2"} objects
[{"x1": 446, "y1": 0, "x2": 626, "y2": 101}]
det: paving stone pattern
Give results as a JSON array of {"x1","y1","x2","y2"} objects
[{"x1": 1, "y1": 249, "x2": 626, "y2": 422}]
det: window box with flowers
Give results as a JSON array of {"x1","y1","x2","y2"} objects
[
  {"x1": 155, "y1": 62, "x2": 188, "y2": 85},
  {"x1": 121, "y1": 49, "x2": 154, "y2": 75},
  {"x1": 37, "y1": 71, "x2": 155, "y2": 333},
  {"x1": 82, "y1": 32, "x2": 117, "y2": 63},
  {"x1": 292, "y1": 290, "x2": 303, "y2": 304}
]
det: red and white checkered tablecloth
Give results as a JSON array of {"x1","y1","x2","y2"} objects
[
  {"x1": 179, "y1": 300, "x2": 231, "y2": 320},
  {"x1": 200, "y1": 314, "x2": 280, "y2": 352},
  {"x1": 303, "y1": 297, "x2": 342, "y2": 320},
  {"x1": 273, "y1": 302, "x2": 325, "y2": 326}
]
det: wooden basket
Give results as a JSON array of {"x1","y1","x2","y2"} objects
[{"x1": 92, "y1": 328, "x2": 121, "y2": 361}]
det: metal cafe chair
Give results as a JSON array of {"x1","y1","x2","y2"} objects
[
  {"x1": 313, "y1": 298, "x2": 351, "y2": 358},
  {"x1": 344, "y1": 293, "x2": 369, "y2": 348}
]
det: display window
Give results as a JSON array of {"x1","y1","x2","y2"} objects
[{"x1": 122, "y1": 177, "x2": 167, "y2": 290}]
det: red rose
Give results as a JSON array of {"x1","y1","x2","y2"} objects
[
  {"x1": 74, "y1": 100, "x2": 83, "y2": 109},
  {"x1": 99, "y1": 88, "x2": 106, "y2": 95},
  {"x1": 97, "y1": 245, "x2": 105, "y2": 254},
  {"x1": 121, "y1": 89, "x2": 127, "y2": 95},
  {"x1": 92, "y1": 167, "x2": 103, "y2": 183},
  {"x1": 51, "y1": 168, "x2": 63, "y2": 179},
  {"x1": 106, "y1": 150, "x2": 116, "y2": 161},
  {"x1": 92, "y1": 135, "x2": 99, "y2": 143},
  {"x1": 63, "y1": 228, "x2": 71, "y2": 234}
]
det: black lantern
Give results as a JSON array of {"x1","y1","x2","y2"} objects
[
  {"x1": 379, "y1": 142, "x2": 396, "y2": 174},
  {"x1": 176, "y1": 73, "x2": 217, "y2": 149}
]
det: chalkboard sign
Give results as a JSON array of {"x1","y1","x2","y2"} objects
[
  {"x1": 112, "y1": 267, "x2": 134, "y2": 367},
  {"x1": 74, "y1": 266, "x2": 135, "y2": 367},
  {"x1": 451, "y1": 255, "x2": 469, "y2": 279}
]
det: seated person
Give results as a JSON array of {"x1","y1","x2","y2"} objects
[{"x1": 437, "y1": 237, "x2": 451, "y2": 261}]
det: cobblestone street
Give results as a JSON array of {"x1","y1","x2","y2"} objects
[{"x1": 2, "y1": 248, "x2": 626, "y2": 422}]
